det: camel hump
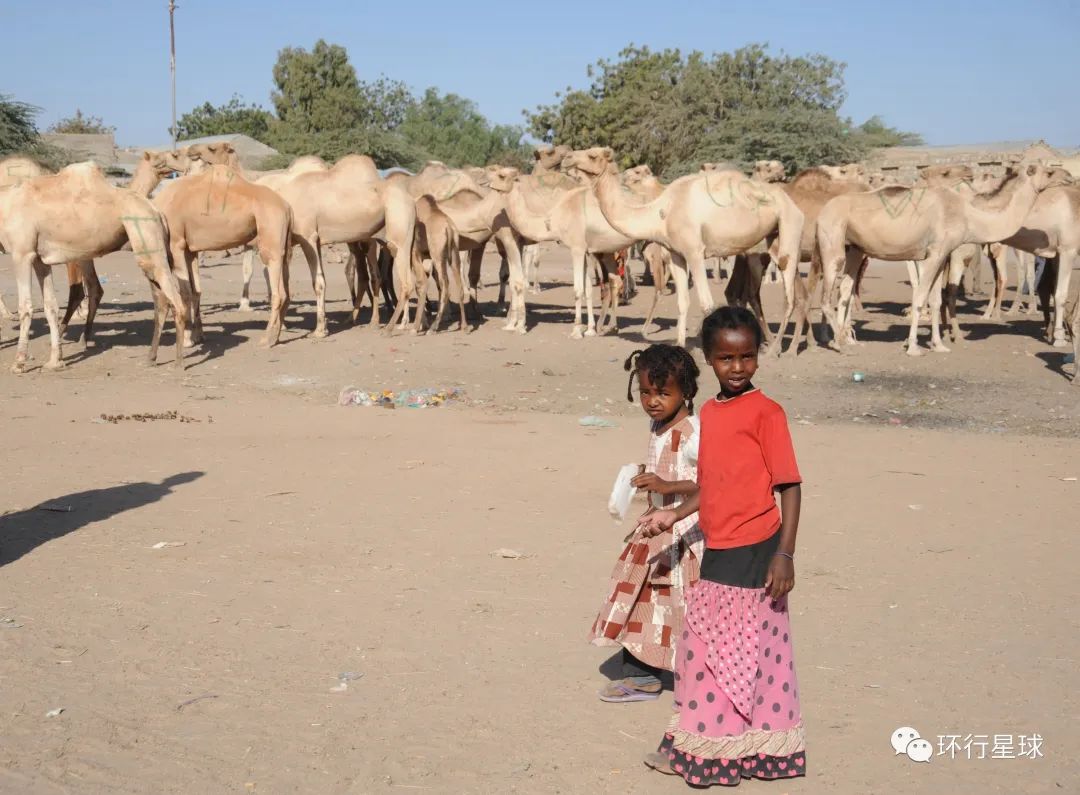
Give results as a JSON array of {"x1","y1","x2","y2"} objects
[
  {"x1": 58, "y1": 161, "x2": 106, "y2": 181},
  {"x1": 789, "y1": 167, "x2": 836, "y2": 190},
  {"x1": 332, "y1": 154, "x2": 379, "y2": 179}
]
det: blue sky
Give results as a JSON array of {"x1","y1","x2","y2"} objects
[{"x1": 4, "y1": 0, "x2": 1078, "y2": 149}]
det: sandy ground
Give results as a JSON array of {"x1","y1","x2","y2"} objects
[{"x1": 1, "y1": 246, "x2": 1078, "y2": 794}]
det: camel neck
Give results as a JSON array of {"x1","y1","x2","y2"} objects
[
  {"x1": 129, "y1": 163, "x2": 161, "y2": 198},
  {"x1": 593, "y1": 168, "x2": 663, "y2": 243},
  {"x1": 964, "y1": 178, "x2": 1038, "y2": 243}
]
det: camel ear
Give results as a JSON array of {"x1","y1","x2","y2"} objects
[
  {"x1": 142, "y1": 151, "x2": 152, "y2": 161},
  {"x1": 602, "y1": 147, "x2": 614, "y2": 161}
]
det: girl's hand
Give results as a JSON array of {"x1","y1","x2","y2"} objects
[
  {"x1": 639, "y1": 508, "x2": 677, "y2": 537},
  {"x1": 631, "y1": 473, "x2": 671, "y2": 494},
  {"x1": 764, "y1": 554, "x2": 795, "y2": 601}
]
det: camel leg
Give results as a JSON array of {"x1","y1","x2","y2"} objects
[
  {"x1": 1006, "y1": 250, "x2": 1027, "y2": 315},
  {"x1": 944, "y1": 251, "x2": 966, "y2": 344},
  {"x1": 597, "y1": 253, "x2": 620, "y2": 336},
  {"x1": 523, "y1": 243, "x2": 541, "y2": 294},
  {"x1": 448, "y1": 246, "x2": 467, "y2": 332},
  {"x1": 294, "y1": 236, "x2": 328, "y2": 337},
  {"x1": 410, "y1": 249, "x2": 430, "y2": 335},
  {"x1": 147, "y1": 284, "x2": 168, "y2": 365},
  {"x1": 906, "y1": 254, "x2": 947, "y2": 356},
  {"x1": 10, "y1": 253, "x2": 36, "y2": 373},
  {"x1": 465, "y1": 247, "x2": 483, "y2": 324},
  {"x1": 257, "y1": 233, "x2": 289, "y2": 348},
  {"x1": 431, "y1": 253, "x2": 451, "y2": 333},
  {"x1": 926, "y1": 266, "x2": 949, "y2": 353},
  {"x1": 77, "y1": 261, "x2": 103, "y2": 349},
  {"x1": 384, "y1": 244, "x2": 417, "y2": 337},
  {"x1": 982, "y1": 249, "x2": 1007, "y2": 320},
  {"x1": 1051, "y1": 251, "x2": 1075, "y2": 347},
  {"x1": 768, "y1": 257, "x2": 802, "y2": 358},
  {"x1": 495, "y1": 228, "x2": 526, "y2": 334},
  {"x1": 239, "y1": 248, "x2": 260, "y2": 312},
  {"x1": 687, "y1": 252, "x2": 716, "y2": 319},
  {"x1": 668, "y1": 256, "x2": 692, "y2": 348},
  {"x1": 186, "y1": 249, "x2": 204, "y2": 346},
  {"x1": 569, "y1": 247, "x2": 588, "y2": 339},
  {"x1": 746, "y1": 254, "x2": 771, "y2": 348},
  {"x1": 1069, "y1": 294, "x2": 1079, "y2": 384},
  {"x1": 60, "y1": 262, "x2": 86, "y2": 338},
  {"x1": 495, "y1": 242, "x2": 509, "y2": 310},
  {"x1": 33, "y1": 260, "x2": 64, "y2": 370},
  {"x1": 0, "y1": 293, "x2": 12, "y2": 321},
  {"x1": 1028, "y1": 255, "x2": 1044, "y2": 316}
]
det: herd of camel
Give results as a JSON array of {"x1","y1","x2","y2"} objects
[{"x1": 0, "y1": 140, "x2": 1077, "y2": 383}]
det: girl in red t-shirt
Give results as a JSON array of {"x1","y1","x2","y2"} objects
[{"x1": 640, "y1": 307, "x2": 806, "y2": 786}]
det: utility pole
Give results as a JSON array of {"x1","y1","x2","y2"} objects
[{"x1": 169, "y1": 0, "x2": 178, "y2": 149}]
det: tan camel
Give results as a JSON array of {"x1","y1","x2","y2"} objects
[
  {"x1": 0, "y1": 156, "x2": 99, "y2": 337},
  {"x1": 505, "y1": 164, "x2": 635, "y2": 337},
  {"x1": 390, "y1": 194, "x2": 467, "y2": 334},
  {"x1": 186, "y1": 145, "x2": 417, "y2": 337},
  {"x1": 522, "y1": 144, "x2": 574, "y2": 293},
  {"x1": 751, "y1": 160, "x2": 786, "y2": 183},
  {"x1": 733, "y1": 165, "x2": 872, "y2": 353},
  {"x1": 816, "y1": 164, "x2": 1068, "y2": 355},
  {"x1": 424, "y1": 166, "x2": 527, "y2": 332},
  {"x1": 0, "y1": 161, "x2": 187, "y2": 371},
  {"x1": 618, "y1": 165, "x2": 678, "y2": 334},
  {"x1": 126, "y1": 150, "x2": 294, "y2": 349},
  {"x1": 570, "y1": 147, "x2": 804, "y2": 349}
]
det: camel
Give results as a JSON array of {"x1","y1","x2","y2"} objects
[
  {"x1": 124, "y1": 150, "x2": 295, "y2": 348},
  {"x1": 816, "y1": 164, "x2": 1069, "y2": 356},
  {"x1": 619, "y1": 165, "x2": 679, "y2": 334},
  {"x1": 982, "y1": 175, "x2": 1080, "y2": 346},
  {"x1": 422, "y1": 166, "x2": 527, "y2": 332},
  {"x1": 184, "y1": 144, "x2": 416, "y2": 337},
  {"x1": 0, "y1": 156, "x2": 99, "y2": 338},
  {"x1": 0, "y1": 161, "x2": 187, "y2": 371},
  {"x1": 570, "y1": 147, "x2": 804, "y2": 350},
  {"x1": 389, "y1": 194, "x2": 468, "y2": 334},
  {"x1": 522, "y1": 144, "x2": 575, "y2": 294},
  {"x1": 752, "y1": 160, "x2": 786, "y2": 183},
  {"x1": 505, "y1": 163, "x2": 638, "y2": 338}
]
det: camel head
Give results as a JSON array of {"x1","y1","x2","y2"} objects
[
  {"x1": 1021, "y1": 163, "x2": 1073, "y2": 191},
  {"x1": 701, "y1": 162, "x2": 740, "y2": 173},
  {"x1": 562, "y1": 147, "x2": 616, "y2": 179},
  {"x1": 185, "y1": 142, "x2": 239, "y2": 169},
  {"x1": 533, "y1": 144, "x2": 571, "y2": 173},
  {"x1": 141, "y1": 149, "x2": 188, "y2": 177},
  {"x1": 752, "y1": 160, "x2": 786, "y2": 182},
  {"x1": 971, "y1": 169, "x2": 1007, "y2": 194},
  {"x1": 917, "y1": 164, "x2": 974, "y2": 187},
  {"x1": 826, "y1": 163, "x2": 867, "y2": 183},
  {"x1": 484, "y1": 166, "x2": 520, "y2": 193},
  {"x1": 621, "y1": 164, "x2": 654, "y2": 184}
]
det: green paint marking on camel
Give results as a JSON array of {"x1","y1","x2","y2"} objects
[
  {"x1": 877, "y1": 189, "x2": 917, "y2": 219},
  {"x1": 704, "y1": 174, "x2": 736, "y2": 209},
  {"x1": 121, "y1": 214, "x2": 164, "y2": 257}
]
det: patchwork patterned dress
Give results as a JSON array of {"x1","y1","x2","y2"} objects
[{"x1": 588, "y1": 415, "x2": 704, "y2": 671}]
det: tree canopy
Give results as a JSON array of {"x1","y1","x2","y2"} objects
[
  {"x1": 174, "y1": 96, "x2": 273, "y2": 141},
  {"x1": 526, "y1": 44, "x2": 922, "y2": 178},
  {"x1": 48, "y1": 109, "x2": 115, "y2": 135},
  {"x1": 0, "y1": 94, "x2": 69, "y2": 169}
]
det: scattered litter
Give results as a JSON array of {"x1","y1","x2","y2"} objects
[
  {"x1": 888, "y1": 417, "x2": 903, "y2": 426},
  {"x1": 796, "y1": 419, "x2": 814, "y2": 426},
  {"x1": 503, "y1": 361, "x2": 523, "y2": 367},
  {"x1": 541, "y1": 368, "x2": 559, "y2": 376},
  {"x1": 338, "y1": 671, "x2": 364, "y2": 682},
  {"x1": 852, "y1": 372, "x2": 865, "y2": 383},
  {"x1": 908, "y1": 504, "x2": 923, "y2": 511},
  {"x1": 1, "y1": 618, "x2": 23, "y2": 629},
  {"x1": 864, "y1": 684, "x2": 882, "y2": 689},
  {"x1": 1062, "y1": 477, "x2": 1077, "y2": 482},
  {"x1": 176, "y1": 693, "x2": 218, "y2": 711},
  {"x1": 401, "y1": 460, "x2": 425, "y2": 469},
  {"x1": 45, "y1": 708, "x2": 64, "y2": 718},
  {"x1": 38, "y1": 504, "x2": 73, "y2": 513},
  {"x1": 491, "y1": 548, "x2": 524, "y2": 559},
  {"x1": 579, "y1": 416, "x2": 617, "y2": 428},
  {"x1": 329, "y1": 683, "x2": 349, "y2": 693},
  {"x1": 151, "y1": 541, "x2": 186, "y2": 549},
  {"x1": 338, "y1": 387, "x2": 465, "y2": 408},
  {"x1": 1063, "y1": 353, "x2": 1075, "y2": 364},
  {"x1": 99, "y1": 411, "x2": 200, "y2": 424}
]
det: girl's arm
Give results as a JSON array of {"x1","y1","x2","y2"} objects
[
  {"x1": 631, "y1": 473, "x2": 699, "y2": 496},
  {"x1": 639, "y1": 492, "x2": 700, "y2": 536},
  {"x1": 764, "y1": 483, "x2": 801, "y2": 599}
]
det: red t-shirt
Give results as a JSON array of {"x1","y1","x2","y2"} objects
[{"x1": 697, "y1": 389, "x2": 802, "y2": 549}]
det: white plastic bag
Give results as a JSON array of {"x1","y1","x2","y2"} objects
[{"x1": 608, "y1": 463, "x2": 642, "y2": 521}]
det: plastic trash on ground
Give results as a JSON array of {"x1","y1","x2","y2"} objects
[
  {"x1": 579, "y1": 415, "x2": 618, "y2": 428},
  {"x1": 608, "y1": 463, "x2": 642, "y2": 520},
  {"x1": 338, "y1": 387, "x2": 465, "y2": 408}
]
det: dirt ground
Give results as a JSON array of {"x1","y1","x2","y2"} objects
[{"x1": 1, "y1": 246, "x2": 1078, "y2": 794}]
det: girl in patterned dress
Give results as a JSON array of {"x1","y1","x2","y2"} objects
[
  {"x1": 640, "y1": 307, "x2": 806, "y2": 786},
  {"x1": 589, "y1": 344, "x2": 705, "y2": 702}
]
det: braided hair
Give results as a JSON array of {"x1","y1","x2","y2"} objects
[
  {"x1": 624, "y1": 344, "x2": 701, "y2": 413},
  {"x1": 700, "y1": 306, "x2": 763, "y2": 355}
]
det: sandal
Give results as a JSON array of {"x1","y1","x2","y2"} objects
[
  {"x1": 598, "y1": 679, "x2": 661, "y2": 703},
  {"x1": 643, "y1": 751, "x2": 678, "y2": 775}
]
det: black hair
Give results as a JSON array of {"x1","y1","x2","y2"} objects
[
  {"x1": 700, "y1": 306, "x2": 763, "y2": 355},
  {"x1": 624, "y1": 344, "x2": 701, "y2": 413}
]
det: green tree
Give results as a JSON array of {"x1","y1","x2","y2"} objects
[
  {"x1": 174, "y1": 96, "x2": 273, "y2": 141},
  {"x1": 48, "y1": 109, "x2": 115, "y2": 135},
  {"x1": 399, "y1": 88, "x2": 530, "y2": 168},
  {"x1": 0, "y1": 94, "x2": 40, "y2": 154},
  {"x1": 853, "y1": 115, "x2": 924, "y2": 149},
  {"x1": 526, "y1": 43, "x2": 920, "y2": 178}
]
